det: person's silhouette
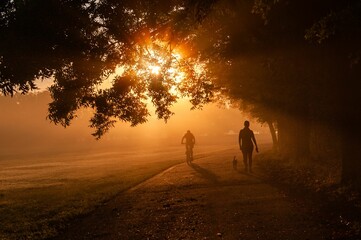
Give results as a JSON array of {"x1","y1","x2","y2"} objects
[
  {"x1": 239, "y1": 121, "x2": 258, "y2": 173},
  {"x1": 181, "y1": 130, "x2": 195, "y2": 163}
]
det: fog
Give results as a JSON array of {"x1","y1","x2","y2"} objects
[{"x1": 0, "y1": 92, "x2": 271, "y2": 156}]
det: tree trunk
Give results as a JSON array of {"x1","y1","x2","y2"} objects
[
  {"x1": 341, "y1": 131, "x2": 361, "y2": 187},
  {"x1": 277, "y1": 116, "x2": 296, "y2": 158},
  {"x1": 267, "y1": 120, "x2": 278, "y2": 151},
  {"x1": 336, "y1": 56, "x2": 361, "y2": 187},
  {"x1": 277, "y1": 115, "x2": 310, "y2": 161},
  {"x1": 295, "y1": 117, "x2": 310, "y2": 161},
  {"x1": 339, "y1": 67, "x2": 361, "y2": 186}
]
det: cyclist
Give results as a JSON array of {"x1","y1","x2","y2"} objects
[{"x1": 181, "y1": 130, "x2": 196, "y2": 162}]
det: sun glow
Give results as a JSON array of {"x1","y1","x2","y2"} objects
[
  {"x1": 101, "y1": 39, "x2": 209, "y2": 98},
  {"x1": 148, "y1": 65, "x2": 161, "y2": 75},
  {"x1": 139, "y1": 47, "x2": 184, "y2": 78},
  {"x1": 131, "y1": 42, "x2": 190, "y2": 94}
]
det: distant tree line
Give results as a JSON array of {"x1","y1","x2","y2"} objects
[{"x1": 1, "y1": 0, "x2": 361, "y2": 186}]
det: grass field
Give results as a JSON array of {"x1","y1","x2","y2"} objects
[{"x1": 0, "y1": 145, "x2": 231, "y2": 240}]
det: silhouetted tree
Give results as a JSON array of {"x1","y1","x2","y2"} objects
[
  {"x1": 304, "y1": 1, "x2": 361, "y2": 185},
  {"x1": 185, "y1": 0, "x2": 361, "y2": 185},
  {"x1": 0, "y1": 0, "x2": 216, "y2": 138}
]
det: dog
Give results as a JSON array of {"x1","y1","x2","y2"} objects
[{"x1": 232, "y1": 156, "x2": 238, "y2": 170}]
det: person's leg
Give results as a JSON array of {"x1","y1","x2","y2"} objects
[
  {"x1": 242, "y1": 150, "x2": 248, "y2": 172},
  {"x1": 248, "y1": 150, "x2": 253, "y2": 173}
]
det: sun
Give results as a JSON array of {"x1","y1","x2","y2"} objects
[
  {"x1": 148, "y1": 65, "x2": 161, "y2": 75},
  {"x1": 134, "y1": 42, "x2": 188, "y2": 85}
]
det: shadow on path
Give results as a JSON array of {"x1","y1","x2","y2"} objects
[{"x1": 189, "y1": 162, "x2": 219, "y2": 183}]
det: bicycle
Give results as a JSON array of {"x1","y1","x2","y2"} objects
[{"x1": 183, "y1": 143, "x2": 193, "y2": 164}]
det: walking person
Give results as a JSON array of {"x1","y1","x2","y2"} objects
[{"x1": 239, "y1": 121, "x2": 258, "y2": 173}]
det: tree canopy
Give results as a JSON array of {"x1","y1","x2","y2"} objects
[{"x1": 0, "y1": 0, "x2": 217, "y2": 138}]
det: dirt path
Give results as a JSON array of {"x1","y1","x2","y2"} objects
[{"x1": 54, "y1": 149, "x2": 332, "y2": 240}]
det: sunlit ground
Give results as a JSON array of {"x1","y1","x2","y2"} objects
[{"x1": 0, "y1": 145, "x2": 235, "y2": 240}]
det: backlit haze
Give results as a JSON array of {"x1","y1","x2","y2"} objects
[{"x1": 0, "y1": 90, "x2": 271, "y2": 155}]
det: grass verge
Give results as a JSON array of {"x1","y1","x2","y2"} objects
[{"x1": 0, "y1": 149, "x2": 184, "y2": 240}]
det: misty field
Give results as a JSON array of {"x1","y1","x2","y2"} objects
[{"x1": 0, "y1": 145, "x2": 232, "y2": 240}]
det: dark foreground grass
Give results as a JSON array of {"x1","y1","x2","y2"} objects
[
  {"x1": 257, "y1": 151, "x2": 361, "y2": 239},
  {"x1": 0, "y1": 148, "x2": 187, "y2": 240}
]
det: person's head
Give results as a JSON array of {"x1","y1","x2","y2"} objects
[
  {"x1": 244, "y1": 120, "x2": 250, "y2": 128},
  {"x1": 187, "y1": 130, "x2": 191, "y2": 133}
]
